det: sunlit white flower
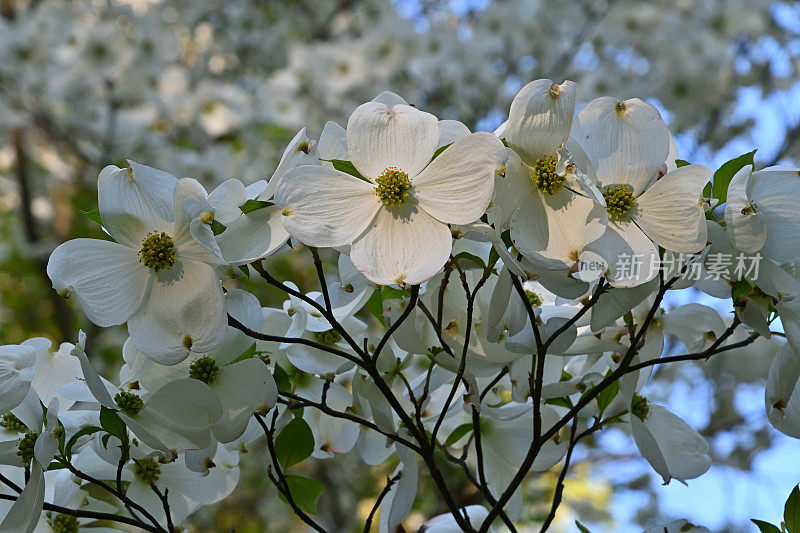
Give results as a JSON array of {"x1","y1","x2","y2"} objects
[
  {"x1": 570, "y1": 97, "x2": 711, "y2": 287},
  {"x1": 629, "y1": 396, "x2": 711, "y2": 484},
  {"x1": 497, "y1": 79, "x2": 608, "y2": 276},
  {"x1": 47, "y1": 162, "x2": 228, "y2": 364},
  {"x1": 206, "y1": 178, "x2": 288, "y2": 266},
  {"x1": 276, "y1": 97, "x2": 506, "y2": 286},
  {"x1": 725, "y1": 165, "x2": 800, "y2": 263}
]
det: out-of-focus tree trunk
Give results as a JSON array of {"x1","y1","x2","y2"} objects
[{"x1": 13, "y1": 128, "x2": 74, "y2": 343}]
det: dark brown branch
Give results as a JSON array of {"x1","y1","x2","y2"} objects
[
  {"x1": 255, "y1": 412, "x2": 327, "y2": 533},
  {"x1": 363, "y1": 472, "x2": 401, "y2": 533}
]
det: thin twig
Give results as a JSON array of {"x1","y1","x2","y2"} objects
[
  {"x1": 228, "y1": 315, "x2": 362, "y2": 365},
  {"x1": 150, "y1": 484, "x2": 174, "y2": 533},
  {"x1": 363, "y1": 472, "x2": 401, "y2": 533},
  {"x1": 277, "y1": 392, "x2": 421, "y2": 453},
  {"x1": 540, "y1": 421, "x2": 578, "y2": 532},
  {"x1": 255, "y1": 413, "x2": 327, "y2": 533},
  {"x1": 0, "y1": 493, "x2": 162, "y2": 532}
]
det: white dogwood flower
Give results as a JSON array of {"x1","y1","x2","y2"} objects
[
  {"x1": 629, "y1": 396, "x2": 711, "y2": 484},
  {"x1": 47, "y1": 163, "x2": 228, "y2": 364},
  {"x1": 725, "y1": 165, "x2": 800, "y2": 263},
  {"x1": 276, "y1": 98, "x2": 506, "y2": 286},
  {"x1": 498, "y1": 79, "x2": 608, "y2": 276},
  {"x1": 570, "y1": 97, "x2": 711, "y2": 286},
  {"x1": 206, "y1": 178, "x2": 289, "y2": 266},
  {"x1": 0, "y1": 343, "x2": 36, "y2": 414},
  {"x1": 765, "y1": 343, "x2": 800, "y2": 438}
]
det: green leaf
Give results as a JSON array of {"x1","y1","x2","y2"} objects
[
  {"x1": 273, "y1": 364, "x2": 291, "y2": 393},
  {"x1": 274, "y1": 417, "x2": 314, "y2": 471},
  {"x1": 596, "y1": 380, "x2": 619, "y2": 416},
  {"x1": 785, "y1": 485, "x2": 800, "y2": 533},
  {"x1": 237, "y1": 264, "x2": 250, "y2": 278},
  {"x1": 329, "y1": 160, "x2": 370, "y2": 183},
  {"x1": 712, "y1": 149, "x2": 756, "y2": 204},
  {"x1": 601, "y1": 415, "x2": 626, "y2": 425},
  {"x1": 500, "y1": 229, "x2": 513, "y2": 250},
  {"x1": 64, "y1": 425, "x2": 103, "y2": 459},
  {"x1": 546, "y1": 397, "x2": 573, "y2": 409},
  {"x1": 239, "y1": 199, "x2": 274, "y2": 214},
  {"x1": 278, "y1": 475, "x2": 324, "y2": 515},
  {"x1": 210, "y1": 220, "x2": 227, "y2": 235},
  {"x1": 365, "y1": 289, "x2": 385, "y2": 326},
  {"x1": 79, "y1": 209, "x2": 103, "y2": 226},
  {"x1": 431, "y1": 142, "x2": 452, "y2": 161},
  {"x1": 229, "y1": 343, "x2": 257, "y2": 364},
  {"x1": 731, "y1": 279, "x2": 753, "y2": 301},
  {"x1": 675, "y1": 159, "x2": 691, "y2": 167},
  {"x1": 381, "y1": 286, "x2": 408, "y2": 301},
  {"x1": 751, "y1": 520, "x2": 781, "y2": 533},
  {"x1": 443, "y1": 423, "x2": 474, "y2": 447},
  {"x1": 575, "y1": 520, "x2": 592, "y2": 533},
  {"x1": 452, "y1": 251, "x2": 486, "y2": 269},
  {"x1": 488, "y1": 246, "x2": 500, "y2": 268},
  {"x1": 99, "y1": 406, "x2": 126, "y2": 441}
]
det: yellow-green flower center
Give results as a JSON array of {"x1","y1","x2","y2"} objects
[
  {"x1": 602, "y1": 184, "x2": 637, "y2": 220},
  {"x1": 115, "y1": 391, "x2": 144, "y2": 416},
  {"x1": 525, "y1": 290, "x2": 543, "y2": 307},
  {"x1": 134, "y1": 457, "x2": 161, "y2": 484},
  {"x1": 741, "y1": 201, "x2": 758, "y2": 215},
  {"x1": 375, "y1": 167, "x2": 412, "y2": 207},
  {"x1": 631, "y1": 393, "x2": 649, "y2": 420},
  {"x1": 313, "y1": 329, "x2": 342, "y2": 345},
  {"x1": 189, "y1": 355, "x2": 220, "y2": 385},
  {"x1": 50, "y1": 513, "x2": 80, "y2": 533},
  {"x1": 139, "y1": 231, "x2": 176, "y2": 272},
  {"x1": 1, "y1": 413, "x2": 27, "y2": 433},
  {"x1": 530, "y1": 156, "x2": 565, "y2": 195},
  {"x1": 17, "y1": 432, "x2": 38, "y2": 466}
]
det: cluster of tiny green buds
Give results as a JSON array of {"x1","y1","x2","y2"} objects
[
  {"x1": 560, "y1": 370, "x2": 573, "y2": 382},
  {"x1": 1, "y1": 413, "x2": 27, "y2": 433},
  {"x1": 133, "y1": 457, "x2": 161, "y2": 484},
  {"x1": 139, "y1": 231, "x2": 176, "y2": 272},
  {"x1": 17, "y1": 432, "x2": 38, "y2": 466},
  {"x1": 115, "y1": 391, "x2": 144, "y2": 416},
  {"x1": 49, "y1": 513, "x2": 80, "y2": 533},
  {"x1": 529, "y1": 156, "x2": 565, "y2": 195},
  {"x1": 427, "y1": 346, "x2": 444, "y2": 357},
  {"x1": 525, "y1": 290, "x2": 543, "y2": 307},
  {"x1": 375, "y1": 167, "x2": 412, "y2": 207},
  {"x1": 189, "y1": 355, "x2": 220, "y2": 385},
  {"x1": 741, "y1": 201, "x2": 758, "y2": 215},
  {"x1": 631, "y1": 393, "x2": 650, "y2": 420},
  {"x1": 602, "y1": 184, "x2": 638, "y2": 220},
  {"x1": 313, "y1": 329, "x2": 342, "y2": 345}
]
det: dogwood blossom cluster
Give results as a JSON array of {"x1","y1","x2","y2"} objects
[{"x1": 1, "y1": 80, "x2": 799, "y2": 532}]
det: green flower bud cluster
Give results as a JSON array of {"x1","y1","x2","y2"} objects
[
  {"x1": 530, "y1": 156, "x2": 565, "y2": 195},
  {"x1": 189, "y1": 355, "x2": 220, "y2": 385}
]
